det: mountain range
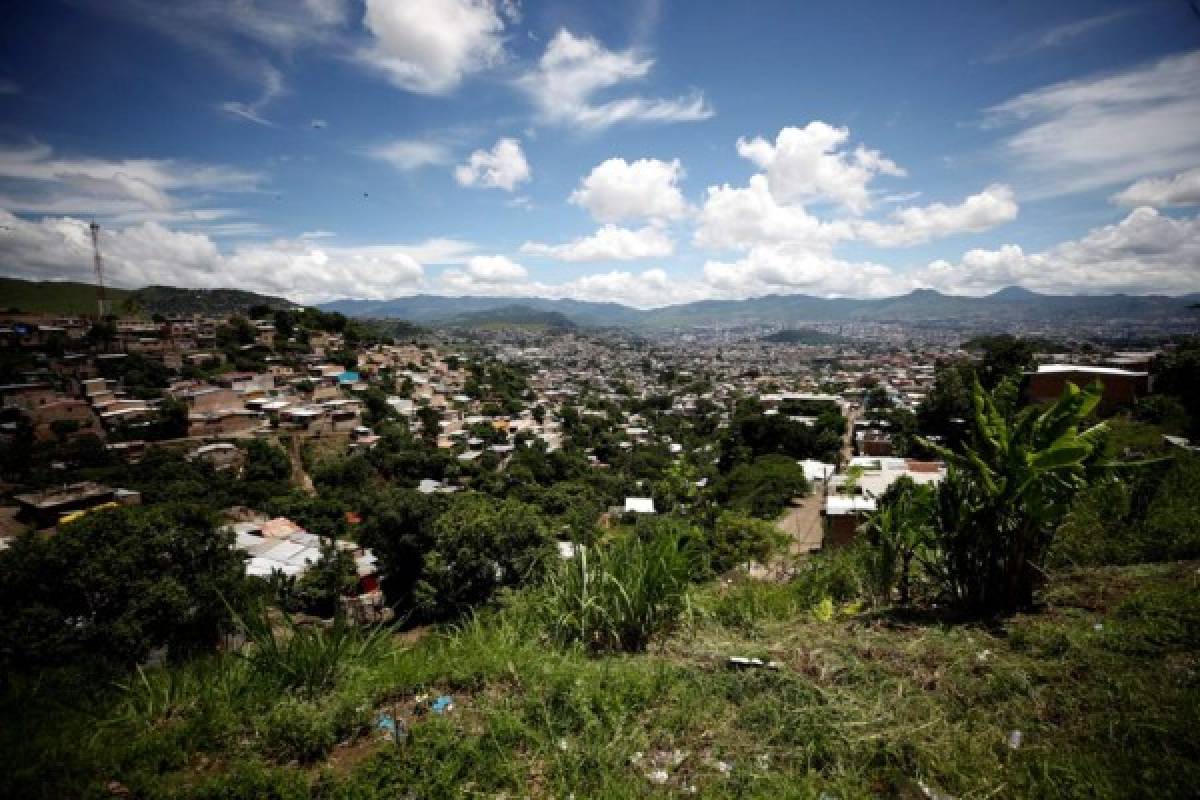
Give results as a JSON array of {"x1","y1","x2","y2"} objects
[{"x1": 320, "y1": 287, "x2": 1200, "y2": 330}]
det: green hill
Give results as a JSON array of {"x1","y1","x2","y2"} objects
[
  {"x1": 0, "y1": 277, "x2": 290, "y2": 316},
  {"x1": 442, "y1": 304, "x2": 578, "y2": 330},
  {"x1": 0, "y1": 277, "x2": 132, "y2": 315}
]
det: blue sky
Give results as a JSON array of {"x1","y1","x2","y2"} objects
[{"x1": 1, "y1": 0, "x2": 1198, "y2": 306}]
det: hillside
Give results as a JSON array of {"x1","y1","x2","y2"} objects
[
  {"x1": 0, "y1": 277, "x2": 291, "y2": 316},
  {"x1": 0, "y1": 277, "x2": 133, "y2": 315},
  {"x1": 6, "y1": 560, "x2": 1197, "y2": 798},
  {"x1": 442, "y1": 304, "x2": 578, "y2": 330}
]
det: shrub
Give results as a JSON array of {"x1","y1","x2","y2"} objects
[
  {"x1": 260, "y1": 698, "x2": 336, "y2": 763},
  {"x1": 539, "y1": 527, "x2": 699, "y2": 653},
  {"x1": 710, "y1": 511, "x2": 788, "y2": 572}
]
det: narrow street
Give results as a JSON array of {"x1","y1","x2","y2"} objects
[{"x1": 773, "y1": 404, "x2": 857, "y2": 559}]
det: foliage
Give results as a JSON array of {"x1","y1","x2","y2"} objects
[
  {"x1": 294, "y1": 538, "x2": 360, "y2": 618},
  {"x1": 235, "y1": 605, "x2": 390, "y2": 699},
  {"x1": 920, "y1": 378, "x2": 1112, "y2": 614},
  {"x1": 0, "y1": 504, "x2": 248, "y2": 672},
  {"x1": 714, "y1": 454, "x2": 809, "y2": 519},
  {"x1": 414, "y1": 494, "x2": 553, "y2": 620},
  {"x1": 860, "y1": 476, "x2": 936, "y2": 605},
  {"x1": 1053, "y1": 452, "x2": 1200, "y2": 566},
  {"x1": 538, "y1": 525, "x2": 700, "y2": 653},
  {"x1": 710, "y1": 511, "x2": 787, "y2": 572},
  {"x1": 1152, "y1": 337, "x2": 1200, "y2": 438}
]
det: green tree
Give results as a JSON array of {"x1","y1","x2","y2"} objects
[
  {"x1": 414, "y1": 494, "x2": 552, "y2": 620},
  {"x1": 710, "y1": 511, "x2": 786, "y2": 572},
  {"x1": 0, "y1": 504, "x2": 248, "y2": 671},
  {"x1": 861, "y1": 476, "x2": 935, "y2": 605},
  {"x1": 920, "y1": 378, "x2": 1113, "y2": 614}
]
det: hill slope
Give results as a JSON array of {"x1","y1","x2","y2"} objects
[{"x1": 0, "y1": 277, "x2": 291, "y2": 316}]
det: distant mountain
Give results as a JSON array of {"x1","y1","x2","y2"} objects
[
  {"x1": 0, "y1": 277, "x2": 291, "y2": 316},
  {"x1": 321, "y1": 287, "x2": 1200, "y2": 330},
  {"x1": 320, "y1": 295, "x2": 642, "y2": 327},
  {"x1": 442, "y1": 304, "x2": 577, "y2": 330}
]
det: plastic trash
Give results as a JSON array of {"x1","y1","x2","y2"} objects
[
  {"x1": 431, "y1": 695, "x2": 454, "y2": 714},
  {"x1": 1093, "y1": 623, "x2": 1104, "y2": 631},
  {"x1": 1007, "y1": 730, "x2": 1023, "y2": 750},
  {"x1": 646, "y1": 769, "x2": 669, "y2": 785},
  {"x1": 377, "y1": 714, "x2": 396, "y2": 735},
  {"x1": 727, "y1": 656, "x2": 783, "y2": 670},
  {"x1": 917, "y1": 779, "x2": 957, "y2": 800}
]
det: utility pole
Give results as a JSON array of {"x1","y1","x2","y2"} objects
[{"x1": 89, "y1": 221, "x2": 108, "y2": 318}]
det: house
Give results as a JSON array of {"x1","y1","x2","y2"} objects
[
  {"x1": 187, "y1": 442, "x2": 243, "y2": 470},
  {"x1": 624, "y1": 497, "x2": 656, "y2": 514},
  {"x1": 1024, "y1": 365, "x2": 1150, "y2": 413},
  {"x1": 15, "y1": 481, "x2": 141, "y2": 528},
  {"x1": 822, "y1": 495, "x2": 877, "y2": 548}
]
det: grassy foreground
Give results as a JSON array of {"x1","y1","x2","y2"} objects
[{"x1": 3, "y1": 560, "x2": 1198, "y2": 799}]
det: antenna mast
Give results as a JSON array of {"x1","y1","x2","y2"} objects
[{"x1": 89, "y1": 221, "x2": 108, "y2": 318}]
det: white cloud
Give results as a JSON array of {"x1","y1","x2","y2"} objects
[
  {"x1": 0, "y1": 209, "x2": 438, "y2": 304},
  {"x1": 360, "y1": 0, "x2": 505, "y2": 94},
  {"x1": 516, "y1": 29, "x2": 713, "y2": 129},
  {"x1": 1111, "y1": 167, "x2": 1200, "y2": 208},
  {"x1": 702, "y1": 244, "x2": 912, "y2": 299},
  {"x1": 855, "y1": 184, "x2": 1018, "y2": 246},
  {"x1": 987, "y1": 50, "x2": 1200, "y2": 197},
  {"x1": 920, "y1": 207, "x2": 1200, "y2": 295},
  {"x1": 521, "y1": 224, "x2": 674, "y2": 261},
  {"x1": 454, "y1": 138, "x2": 530, "y2": 191},
  {"x1": 370, "y1": 139, "x2": 452, "y2": 171},
  {"x1": 219, "y1": 63, "x2": 284, "y2": 126},
  {"x1": 0, "y1": 142, "x2": 261, "y2": 223},
  {"x1": 465, "y1": 254, "x2": 527, "y2": 282},
  {"x1": 694, "y1": 174, "x2": 851, "y2": 252},
  {"x1": 736, "y1": 122, "x2": 904, "y2": 213},
  {"x1": 985, "y1": 10, "x2": 1132, "y2": 63},
  {"x1": 569, "y1": 157, "x2": 686, "y2": 223}
]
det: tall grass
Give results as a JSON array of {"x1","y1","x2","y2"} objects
[
  {"x1": 236, "y1": 605, "x2": 391, "y2": 699},
  {"x1": 538, "y1": 530, "x2": 699, "y2": 653}
]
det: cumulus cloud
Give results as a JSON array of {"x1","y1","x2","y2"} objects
[
  {"x1": 360, "y1": 0, "x2": 505, "y2": 94},
  {"x1": 920, "y1": 207, "x2": 1200, "y2": 295},
  {"x1": 736, "y1": 122, "x2": 905, "y2": 213},
  {"x1": 0, "y1": 209, "x2": 440, "y2": 304},
  {"x1": 454, "y1": 138, "x2": 530, "y2": 190},
  {"x1": 854, "y1": 184, "x2": 1018, "y2": 246},
  {"x1": 702, "y1": 244, "x2": 913, "y2": 299},
  {"x1": 986, "y1": 50, "x2": 1200, "y2": 197},
  {"x1": 464, "y1": 254, "x2": 528, "y2": 282},
  {"x1": 516, "y1": 29, "x2": 713, "y2": 130},
  {"x1": 694, "y1": 174, "x2": 852, "y2": 252},
  {"x1": 1111, "y1": 167, "x2": 1200, "y2": 208},
  {"x1": 569, "y1": 157, "x2": 687, "y2": 223},
  {"x1": 370, "y1": 139, "x2": 452, "y2": 171},
  {"x1": 521, "y1": 224, "x2": 674, "y2": 262}
]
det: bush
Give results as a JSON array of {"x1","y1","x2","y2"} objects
[
  {"x1": 260, "y1": 698, "x2": 336, "y2": 763},
  {"x1": 539, "y1": 527, "x2": 700, "y2": 653},
  {"x1": 710, "y1": 511, "x2": 787, "y2": 572}
]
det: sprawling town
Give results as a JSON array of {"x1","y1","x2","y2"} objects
[{"x1": 4, "y1": 1, "x2": 1200, "y2": 797}]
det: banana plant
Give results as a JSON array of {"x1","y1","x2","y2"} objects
[{"x1": 918, "y1": 377, "x2": 1112, "y2": 613}]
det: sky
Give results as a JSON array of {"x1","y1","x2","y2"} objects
[{"x1": 0, "y1": 0, "x2": 1198, "y2": 307}]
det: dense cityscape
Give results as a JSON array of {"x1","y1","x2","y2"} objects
[{"x1": 3, "y1": 1, "x2": 1200, "y2": 797}]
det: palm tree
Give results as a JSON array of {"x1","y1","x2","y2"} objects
[
  {"x1": 920, "y1": 377, "x2": 1111, "y2": 614},
  {"x1": 861, "y1": 476, "x2": 935, "y2": 606}
]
